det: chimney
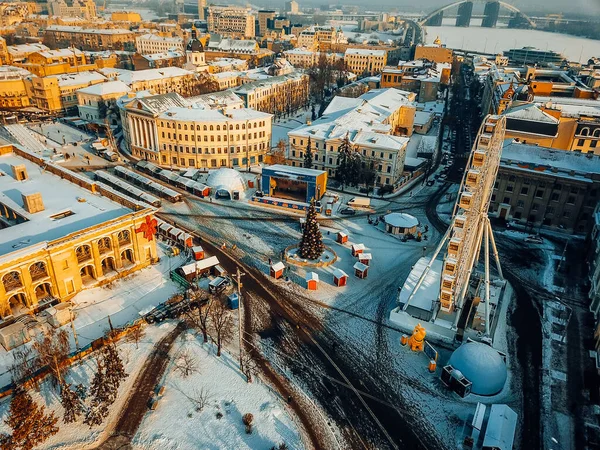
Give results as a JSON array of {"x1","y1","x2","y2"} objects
[
  {"x1": 22, "y1": 192, "x2": 44, "y2": 214},
  {"x1": 11, "y1": 164, "x2": 28, "y2": 181}
]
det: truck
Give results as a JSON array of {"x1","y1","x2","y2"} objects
[{"x1": 347, "y1": 197, "x2": 371, "y2": 209}]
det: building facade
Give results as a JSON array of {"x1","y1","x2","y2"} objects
[
  {"x1": 297, "y1": 26, "x2": 345, "y2": 52},
  {"x1": 135, "y1": 34, "x2": 184, "y2": 55},
  {"x1": 119, "y1": 92, "x2": 272, "y2": 169},
  {"x1": 77, "y1": 80, "x2": 131, "y2": 124},
  {"x1": 344, "y1": 48, "x2": 387, "y2": 75},
  {"x1": 287, "y1": 88, "x2": 416, "y2": 186},
  {"x1": 207, "y1": 6, "x2": 255, "y2": 39},
  {"x1": 0, "y1": 144, "x2": 158, "y2": 319},
  {"x1": 0, "y1": 66, "x2": 31, "y2": 109},
  {"x1": 490, "y1": 141, "x2": 600, "y2": 234},
  {"x1": 48, "y1": 0, "x2": 97, "y2": 19},
  {"x1": 43, "y1": 25, "x2": 136, "y2": 51}
]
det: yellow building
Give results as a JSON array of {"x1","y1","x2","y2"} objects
[
  {"x1": 207, "y1": 6, "x2": 255, "y2": 39},
  {"x1": 24, "y1": 75, "x2": 62, "y2": 111},
  {"x1": 56, "y1": 71, "x2": 108, "y2": 112},
  {"x1": 111, "y1": 11, "x2": 142, "y2": 23},
  {"x1": 0, "y1": 66, "x2": 31, "y2": 109},
  {"x1": 119, "y1": 91, "x2": 272, "y2": 169},
  {"x1": 0, "y1": 144, "x2": 158, "y2": 319},
  {"x1": 414, "y1": 38, "x2": 453, "y2": 64},
  {"x1": 15, "y1": 48, "x2": 96, "y2": 77},
  {"x1": 48, "y1": 0, "x2": 97, "y2": 19},
  {"x1": 43, "y1": 25, "x2": 136, "y2": 51},
  {"x1": 0, "y1": 37, "x2": 8, "y2": 65},
  {"x1": 344, "y1": 48, "x2": 387, "y2": 75}
]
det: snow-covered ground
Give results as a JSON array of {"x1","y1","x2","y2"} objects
[
  {"x1": 133, "y1": 333, "x2": 303, "y2": 450},
  {"x1": 0, "y1": 243, "x2": 186, "y2": 387},
  {"x1": 0, "y1": 323, "x2": 175, "y2": 450}
]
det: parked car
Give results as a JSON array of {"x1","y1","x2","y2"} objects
[
  {"x1": 525, "y1": 235, "x2": 544, "y2": 244},
  {"x1": 208, "y1": 276, "x2": 231, "y2": 294},
  {"x1": 340, "y1": 207, "x2": 356, "y2": 215},
  {"x1": 426, "y1": 180, "x2": 435, "y2": 186}
]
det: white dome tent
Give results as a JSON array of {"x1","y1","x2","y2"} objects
[
  {"x1": 206, "y1": 168, "x2": 246, "y2": 199},
  {"x1": 383, "y1": 212, "x2": 419, "y2": 235},
  {"x1": 447, "y1": 341, "x2": 507, "y2": 396}
]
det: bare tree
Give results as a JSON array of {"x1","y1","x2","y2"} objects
[
  {"x1": 33, "y1": 328, "x2": 70, "y2": 389},
  {"x1": 270, "y1": 139, "x2": 287, "y2": 165},
  {"x1": 209, "y1": 300, "x2": 235, "y2": 357},
  {"x1": 173, "y1": 348, "x2": 199, "y2": 378},
  {"x1": 185, "y1": 387, "x2": 211, "y2": 412},
  {"x1": 10, "y1": 346, "x2": 39, "y2": 388},
  {"x1": 185, "y1": 296, "x2": 213, "y2": 343},
  {"x1": 127, "y1": 324, "x2": 146, "y2": 349},
  {"x1": 241, "y1": 350, "x2": 258, "y2": 383}
]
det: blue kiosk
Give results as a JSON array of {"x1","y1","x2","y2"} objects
[{"x1": 257, "y1": 165, "x2": 327, "y2": 212}]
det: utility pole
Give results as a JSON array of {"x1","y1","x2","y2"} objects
[
  {"x1": 70, "y1": 308, "x2": 80, "y2": 362},
  {"x1": 236, "y1": 267, "x2": 246, "y2": 374}
]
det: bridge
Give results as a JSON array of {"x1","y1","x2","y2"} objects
[{"x1": 419, "y1": 1, "x2": 536, "y2": 29}]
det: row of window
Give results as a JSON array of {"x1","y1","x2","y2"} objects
[
  {"x1": 162, "y1": 154, "x2": 263, "y2": 167},
  {"x1": 292, "y1": 141, "x2": 397, "y2": 160},
  {"x1": 159, "y1": 121, "x2": 266, "y2": 130},
  {"x1": 161, "y1": 143, "x2": 267, "y2": 153},
  {"x1": 290, "y1": 151, "x2": 394, "y2": 173},
  {"x1": 161, "y1": 131, "x2": 266, "y2": 141}
]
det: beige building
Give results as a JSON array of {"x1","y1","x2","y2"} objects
[
  {"x1": 43, "y1": 25, "x2": 136, "y2": 51},
  {"x1": 344, "y1": 48, "x2": 387, "y2": 75},
  {"x1": 283, "y1": 48, "x2": 342, "y2": 68},
  {"x1": 257, "y1": 10, "x2": 276, "y2": 36},
  {"x1": 207, "y1": 6, "x2": 255, "y2": 39},
  {"x1": 56, "y1": 70, "x2": 107, "y2": 112},
  {"x1": 297, "y1": 26, "x2": 345, "y2": 52},
  {"x1": 136, "y1": 33, "x2": 184, "y2": 55},
  {"x1": 111, "y1": 11, "x2": 142, "y2": 23},
  {"x1": 285, "y1": 0, "x2": 299, "y2": 14},
  {"x1": 77, "y1": 80, "x2": 131, "y2": 124},
  {"x1": 48, "y1": 0, "x2": 97, "y2": 19},
  {"x1": 413, "y1": 38, "x2": 453, "y2": 64},
  {"x1": 233, "y1": 72, "x2": 309, "y2": 117},
  {"x1": 99, "y1": 67, "x2": 195, "y2": 95},
  {"x1": 287, "y1": 88, "x2": 416, "y2": 186},
  {"x1": 0, "y1": 144, "x2": 158, "y2": 321},
  {"x1": 119, "y1": 92, "x2": 272, "y2": 169}
]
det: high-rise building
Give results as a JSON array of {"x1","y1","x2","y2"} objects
[
  {"x1": 197, "y1": 0, "x2": 206, "y2": 20},
  {"x1": 257, "y1": 10, "x2": 276, "y2": 36},
  {"x1": 47, "y1": 0, "x2": 97, "y2": 19},
  {"x1": 207, "y1": 6, "x2": 255, "y2": 39},
  {"x1": 285, "y1": 0, "x2": 298, "y2": 14}
]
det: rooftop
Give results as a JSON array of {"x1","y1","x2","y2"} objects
[
  {"x1": 0, "y1": 149, "x2": 133, "y2": 259},
  {"x1": 76, "y1": 80, "x2": 131, "y2": 96},
  {"x1": 55, "y1": 71, "x2": 107, "y2": 88},
  {"x1": 45, "y1": 25, "x2": 133, "y2": 35},
  {"x1": 345, "y1": 48, "x2": 386, "y2": 56}
]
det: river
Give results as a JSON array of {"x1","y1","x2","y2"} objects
[{"x1": 341, "y1": 21, "x2": 600, "y2": 63}]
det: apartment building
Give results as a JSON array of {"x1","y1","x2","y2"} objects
[
  {"x1": 14, "y1": 48, "x2": 96, "y2": 77},
  {"x1": 297, "y1": 26, "x2": 345, "y2": 52},
  {"x1": 207, "y1": 6, "x2": 255, "y2": 39},
  {"x1": 77, "y1": 80, "x2": 131, "y2": 124},
  {"x1": 119, "y1": 92, "x2": 272, "y2": 169},
  {"x1": 381, "y1": 60, "x2": 450, "y2": 102},
  {"x1": 0, "y1": 66, "x2": 31, "y2": 109},
  {"x1": 491, "y1": 140, "x2": 600, "y2": 234},
  {"x1": 287, "y1": 88, "x2": 417, "y2": 186},
  {"x1": 48, "y1": 0, "x2": 97, "y2": 19},
  {"x1": 136, "y1": 34, "x2": 184, "y2": 55},
  {"x1": 43, "y1": 25, "x2": 136, "y2": 51},
  {"x1": 98, "y1": 67, "x2": 195, "y2": 96},
  {"x1": 413, "y1": 37, "x2": 453, "y2": 64},
  {"x1": 344, "y1": 48, "x2": 387, "y2": 75},
  {"x1": 283, "y1": 48, "x2": 342, "y2": 68}
]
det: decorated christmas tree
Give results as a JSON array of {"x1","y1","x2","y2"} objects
[{"x1": 299, "y1": 199, "x2": 325, "y2": 260}]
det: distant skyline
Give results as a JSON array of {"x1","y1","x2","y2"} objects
[{"x1": 256, "y1": 0, "x2": 600, "y2": 16}]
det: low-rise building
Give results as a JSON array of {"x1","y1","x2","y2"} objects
[
  {"x1": 344, "y1": 48, "x2": 387, "y2": 76},
  {"x1": 381, "y1": 59, "x2": 450, "y2": 102},
  {"x1": 207, "y1": 6, "x2": 255, "y2": 39},
  {"x1": 119, "y1": 91, "x2": 272, "y2": 169},
  {"x1": 99, "y1": 67, "x2": 195, "y2": 95},
  {"x1": 43, "y1": 25, "x2": 136, "y2": 51},
  {"x1": 212, "y1": 71, "x2": 241, "y2": 90},
  {"x1": 56, "y1": 70, "x2": 107, "y2": 112},
  {"x1": 297, "y1": 26, "x2": 346, "y2": 52},
  {"x1": 208, "y1": 57, "x2": 248, "y2": 73},
  {"x1": 205, "y1": 35, "x2": 273, "y2": 64},
  {"x1": 7, "y1": 43, "x2": 49, "y2": 64},
  {"x1": 48, "y1": 0, "x2": 97, "y2": 19},
  {"x1": 413, "y1": 38, "x2": 453, "y2": 64},
  {"x1": 233, "y1": 72, "x2": 309, "y2": 117},
  {"x1": 132, "y1": 51, "x2": 186, "y2": 70},
  {"x1": 0, "y1": 144, "x2": 157, "y2": 319},
  {"x1": 0, "y1": 66, "x2": 31, "y2": 109},
  {"x1": 287, "y1": 88, "x2": 416, "y2": 186},
  {"x1": 135, "y1": 33, "x2": 184, "y2": 55},
  {"x1": 77, "y1": 80, "x2": 131, "y2": 124},
  {"x1": 14, "y1": 48, "x2": 96, "y2": 77},
  {"x1": 491, "y1": 140, "x2": 600, "y2": 234},
  {"x1": 111, "y1": 11, "x2": 142, "y2": 23},
  {"x1": 283, "y1": 48, "x2": 342, "y2": 68}
]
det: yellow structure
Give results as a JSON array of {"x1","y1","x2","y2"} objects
[
  {"x1": 24, "y1": 75, "x2": 62, "y2": 111},
  {"x1": 344, "y1": 48, "x2": 387, "y2": 75},
  {"x1": 111, "y1": 11, "x2": 142, "y2": 23},
  {"x1": 0, "y1": 144, "x2": 158, "y2": 319},
  {"x1": 120, "y1": 91, "x2": 272, "y2": 169},
  {"x1": 48, "y1": 0, "x2": 97, "y2": 19},
  {"x1": 15, "y1": 48, "x2": 96, "y2": 77},
  {"x1": 407, "y1": 323, "x2": 426, "y2": 352},
  {"x1": 414, "y1": 39, "x2": 453, "y2": 64},
  {"x1": 0, "y1": 66, "x2": 31, "y2": 109}
]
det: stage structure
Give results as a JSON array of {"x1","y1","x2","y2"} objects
[{"x1": 402, "y1": 115, "x2": 506, "y2": 338}]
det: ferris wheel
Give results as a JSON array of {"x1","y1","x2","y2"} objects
[{"x1": 404, "y1": 114, "x2": 506, "y2": 337}]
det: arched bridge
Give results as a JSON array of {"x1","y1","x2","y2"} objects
[{"x1": 419, "y1": 1, "x2": 536, "y2": 29}]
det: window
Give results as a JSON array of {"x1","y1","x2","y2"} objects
[
  {"x1": 535, "y1": 190, "x2": 544, "y2": 198},
  {"x1": 567, "y1": 195, "x2": 575, "y2": 204},
  {"x1": 551, "y1": 192, "x2": 559, "y2": 201},
  {"x1": 517, "y1": 200, "x2": 524, "y2": 208},
  {"x1": 506, "y1": 185, "x2": 514, "y2": 192},
  {"x1": 532, "y1": 203, "x2": 539, "y2": 211},
  {"x1": 520, "y1": 187, "x2": 528, "y2": 195},
  {"x1": 503, "y1": 197, "x2": 510, "y2": 204},
  {"x1": 593, "y1": 140, "x2": 598, "y2": 148},
  {"x1": 578, "y1": 139, "x2": 585, "y2": 146}
]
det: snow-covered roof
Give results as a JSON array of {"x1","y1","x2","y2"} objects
[
  {"x1": 234, "y1": 72, "x2": 306, "y2": 95},
  {"x1": 105, "y1": 67, "x2": 193, "y2": 86},
  {"x1": 332, "y1": 268, "x2": 348, "y2": 278},
  {"x1": 414, "y1": 111, "x2": 433, "y2": 126},
  {"x1": 181, "y1": 256, "x2": 220, "y2": 275},
  {"x1": 271, "y1": 262, "x2": 285, "y2": 271},
  {"x1": 448, "y1": 342, "x2": 507, "y2": 396},
  {"x1": 56, "y1": 71, "x2": 107, "y2": 88},
  {"x1": 45, "y1": 25, "x2": 132, "y2": 35},
  {"x1": 206, "y1": 168, "x2": 246, "y2": 195},
  {"x1": 482, "y1": 405, "x2": 517, "y2": 450},
  {"x1": 505, "y1": 103, "x2": 559, "y2": 124},
  {"x1": 345, "y1": 48, "x2": 386, "y2": 57},
  {"x1": 36, "y1": 48, "x2": 84, "y2": 59},
  {"x1": 142, "y1": 51, "x2": 184, "y2": 62},
  {"x1": 192, "y1": 245, "x2": 203, "y2": 253},
  {"x1": 359, "y1": 253, "x2": 372, "y2": 261},
  {"x1": 136, "y1": 33, "x2": 183, "y2": 43},
  {"x1": 7, "y1": 43, "x2": 48, "y2": 55},
  {"x1": 399, "y1": 257, "x2": 441, "y2": 312},
  {"x1": 0, "y1": 150, "x2": 133, "y2": 260},
  {"x1": 305, "y1": 272, "x2": 319, "y2": 282},
  {"x1": 77, "y1": 80, "x2": 130, "y2": 96},
  {"x1": 0, "y1": 65, "x2": 31, "y2": 80},
  {"x1": 351, "y1": 243, "x2": 365, "y2": 251},
  {"x1": 353, "y1": 262, "x2": 368, "y2": 272},
  {"x1": 263, "y1": 164, "x2": 325, "y2": 177},
  {"x1": 384, "y1": 213, "x2": 418, "y2": 229},
  {"x1": 157, "y1": 106, "x2": 270, "y2": 122}
]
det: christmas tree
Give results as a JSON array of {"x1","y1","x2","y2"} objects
[{"x1": 298, "y1": 199, "x2": 325, "y2": 260}]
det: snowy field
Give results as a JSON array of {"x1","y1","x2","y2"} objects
[
  {"x1": 271, "y1": 109, "x2": 312, "y2": 148},
  {"x1": 0, "y1": 323, "x2": 175, "y2": 450},
  {"x1": 0, "y1": 244, "x2": 186, "y2": 387},
  {"x1": 133, "y1": 333, "x2": 303, "y2": 450}
]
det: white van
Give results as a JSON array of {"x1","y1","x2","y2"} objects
[{"x1": 347, "y1": 197, "x2": 371, "y2": 208}]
